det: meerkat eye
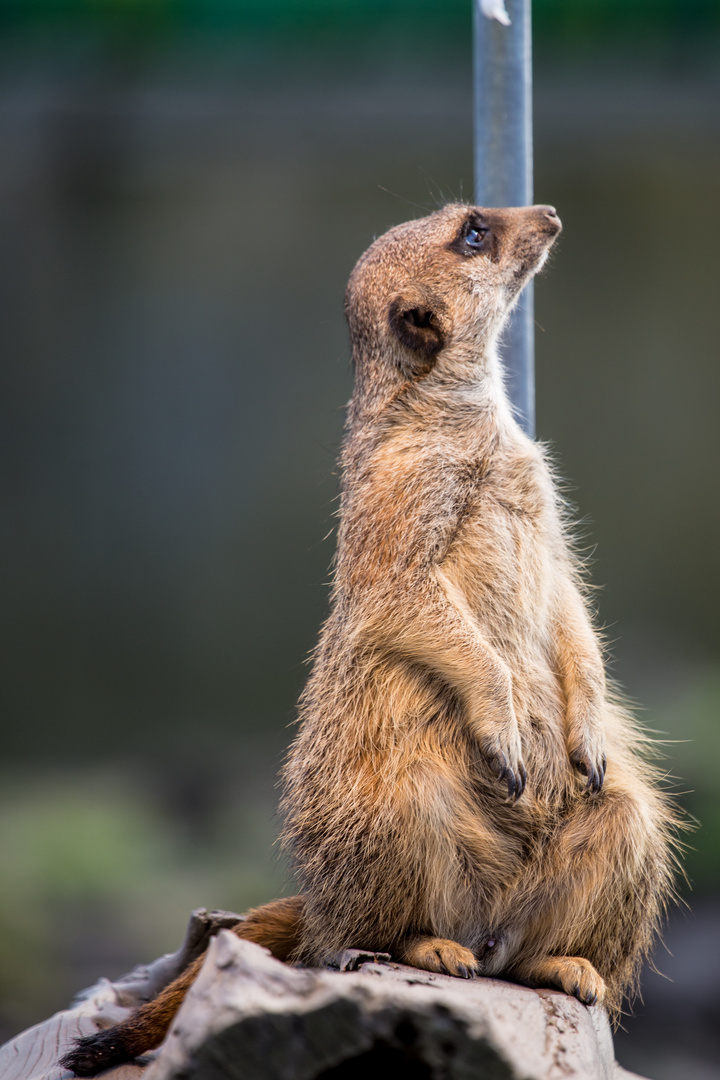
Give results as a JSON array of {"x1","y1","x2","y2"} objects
[{"x1": 465, "y1": 226, "x2": 489, "y2": 250}]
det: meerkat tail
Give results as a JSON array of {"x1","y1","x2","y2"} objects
[
  {"x1": 234, "y1": 894, "x2": 305, "y2": 961},
  {"x1": 60, "y1": 896, "x2": 305, "y2": 1077},
  {"x1": 59, "y1": 953, "x2": 206, "y2": 1077}
]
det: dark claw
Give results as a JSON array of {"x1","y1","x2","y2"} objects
[
  {"x1": 568, "y1": 977, "x2": 598, "y2": 1006},
  {"x1": 574, "y1": 755, "x2": 606, "y2": 795},
  {"x1": 434, "y1": 949, "x2": 451, "y2": 978},
  {"x1": 506, "y1": 763, "x2": 527, "y2": 802},
  {"x1": 585, "y1": 762, "x2": 606, "y2": 795},
  {"x1": 493, "y1": 752, "x2": 508, "y2": 781},
  {"x1": 488, "y1": 751, "x2": 526, "y2": 802}
]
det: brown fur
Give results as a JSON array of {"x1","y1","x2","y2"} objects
[
  {"x1": 281, "y1": 203, "x2": 679, "y2": 1011},
  {"x1": 61, "y1": 204, "x2": 680, "y2": 1076},
  {"x1": 125, "y1": 897, "x2": 305, "y2": 1050}
]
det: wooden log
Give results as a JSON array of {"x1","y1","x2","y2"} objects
[
  {"x1": 0, "y1": 979, "x2": 145, "y2": 1080},
  {"x1": 2, "y1": 917, "x2": 648, "y2": 1080},
  {"x1": 142, "y1": 931, "x2": 646, "y2": 1080}
]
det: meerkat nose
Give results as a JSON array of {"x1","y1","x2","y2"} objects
[{"x1": 537, "y1": 205, "x2": 558, "y2": 218}]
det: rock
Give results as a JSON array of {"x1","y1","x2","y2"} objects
[
  {"x1": 144, "y1": 931, "x2": 643, "y2": 1080},
  {"x1": 1, "y1": 919, "x2": 649, "y2": 1080},
  {"x1": 0, "y1": 978, "x2": 145, "y2": 1080}
]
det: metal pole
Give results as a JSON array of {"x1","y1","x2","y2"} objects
[{"x1": 473, "y1": 0, "x2": 534, "y2": 437}]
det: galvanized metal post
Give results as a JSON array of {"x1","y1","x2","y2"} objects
[{"x1": 473, "y1": 0, "x2": 534, "y2": 437}]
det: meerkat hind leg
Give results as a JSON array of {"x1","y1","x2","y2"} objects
[
  {"x1": 519, "y1": 955, "x2": 606, "y2": 1006},
  {"x1": 400, "y1": 935, "x2": 480, "y2": 979}
]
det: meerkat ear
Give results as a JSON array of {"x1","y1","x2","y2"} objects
[{"x1": 388, "y1": 297, "x2": 445, "y2": 372}]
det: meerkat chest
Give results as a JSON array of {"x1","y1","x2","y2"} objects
[{"x1": 441, "y1": 452, "x2": 561, "y2": 635}]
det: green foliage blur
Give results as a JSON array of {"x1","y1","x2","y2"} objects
[
  {"x1": 0, "y1": 759, "x2": 284, "y2": 1036},
  {"x1": 0, "y1": 3, "x2": 718, "y2": 1071},
  {"x1": 0, "y1": 0, "x2": 718, "y2": 35}
]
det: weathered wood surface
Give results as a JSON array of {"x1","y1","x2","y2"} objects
[
  {"x1": 2, "y1": 917, "x2": 648, "y2": 1080},
  {"x1": 144, "y1": 931, "x2": 645, "y2": 1080},
  {"x1": 0, "y1": 979, "x2": 146, "y2": 1080}
]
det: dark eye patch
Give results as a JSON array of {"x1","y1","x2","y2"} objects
[{"x1": 449, "y1": 216, "x2": 492, "y2": 257}]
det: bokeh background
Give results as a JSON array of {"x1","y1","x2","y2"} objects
[{"x1": 0, "y1": 1, "x2": 718, "y2": 1076}]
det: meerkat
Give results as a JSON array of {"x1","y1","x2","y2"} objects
[{"x1": 61, "y1": 203, "x2": 680, "y2": 1078}]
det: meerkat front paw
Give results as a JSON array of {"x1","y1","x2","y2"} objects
[
  {"x1": 567, "y1": 729, "x2": 606, "y2": 794},
  {"x1": 518, "y1": 955, "x2": 606, "y2": 1007},
  {"x1": 400, "y1": 936, "x2": 480, "y2": 979},
  {"x1": 480, "y1": 732, "x2": 527, "y2": 802}
]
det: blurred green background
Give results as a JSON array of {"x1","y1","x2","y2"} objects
[{"x1": 0, "y1": 1, "x2": 718, "y2": 1077}]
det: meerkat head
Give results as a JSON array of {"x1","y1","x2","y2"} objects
[{"x1": 345, "y1": 202, "x2": 561, "y2": 407}]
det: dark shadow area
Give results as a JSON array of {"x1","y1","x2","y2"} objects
[{"x1": 317, "y1": 1043, "x2": 435, "y2": 1080}]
